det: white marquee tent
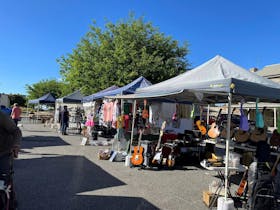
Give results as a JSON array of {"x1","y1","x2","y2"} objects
[{"x1": 108, "y1": 55, "x2": 280, "y2": 200}]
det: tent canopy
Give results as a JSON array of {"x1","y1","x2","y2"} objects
[
  {"x1": 82, "y1": 85, "x2": 119, "y2": 103},
  {"x1": 28, "y1": 93, "x2": 56, "y2": 104},
  {"x1": 56, "y1": 90, "x2": 84, "y2": 103},
  {"x1": 82, "y1": 76, "x2": 151, "y2": 102},
  {"x1": 108, "y1": 55, "x2": 280, "y2": 104}
]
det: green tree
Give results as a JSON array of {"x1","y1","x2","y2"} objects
[
  {"x1": 25, "y1": 79, "x2": 70, "y2": 100},
  {"x1": 8, "y1": 94, "x2": 27, "y2": 107},
  {"x1": 57, "y1": 14, "x2": 189, "y2": 95}
]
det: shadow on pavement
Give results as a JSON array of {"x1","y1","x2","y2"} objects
[
  {"x1": 21, "y1": 135, "x2": 70, "y2": 149},
  {"x1": 14, "y1": 155, "x2": 159, "y2": 210}
]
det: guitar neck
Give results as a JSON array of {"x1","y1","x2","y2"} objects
[
  {"x1": 156, "y1": 121, "x2": 166, "y2": 149},
  {"x1": 156, "y1": 132, "x2": 163, "y2": 149},
  {"x1": 138, "y1": 130, "x2": 143, "y2": 147}
]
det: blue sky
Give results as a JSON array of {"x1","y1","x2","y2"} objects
[{"x1": 0, "y1": 0, "x2": 279, "y2": 95}]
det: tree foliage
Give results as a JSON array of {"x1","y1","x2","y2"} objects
[
  {"x1": 8, "y1": 94, "x2": 27, "y2": 107},
  {"x1": 25, "y1": 79, "x2": 70, "y2": 100},
  {"x1": 57, "y1": 14, "x2": 189, "y2": 95}
]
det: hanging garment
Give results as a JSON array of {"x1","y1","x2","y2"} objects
[
  {"x1": 103, "y1": 101, "x2": 114, "y2": 122},
  {"x1": 85, "y1": 114, "x2": 94, "y2": 127},
  {"x1": 149, "y1": 103, "x2": 161, "y2": 125},
  {"x1": 99, "y1": 103, "x2": 105, "y2": 126}
]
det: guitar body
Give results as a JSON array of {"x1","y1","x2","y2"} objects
[
  {"x1": 220, "y1": 125, "x2": 235, "y2": 139},
  {"x1": 195, "y1": 120, "x2": 207, "y2": 135},
  {"x1": 235, "y1": 104, "x2": 250, "y2": 142},
  {"x1": 142, "y1": 109, "x2": 149, "y2": 119},
  {"x1": 142, "y1": 99, "x2": 149, "y2": 119},
  {"x1": 131, "y1": 146, "x2": 144, "y2": 166},
  {"x1": 235, "y1": 129, "x2": 250, "y2": 143},
  {"x1": 208, "y1": 122, "x2": 220, "y2": 139},
  {"x1": 250, "y1": 128, "x2": 267, "y2": 142},
  {"x1": 167, "y1": 153, "x2": 176, "y2": 168},
  {"x1": 152, "y1": 150, "x2": 162, "y2": 165},
  {"x1": 131, "y1": 129, "x2": 144, "y2": 166}
]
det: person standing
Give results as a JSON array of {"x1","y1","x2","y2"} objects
[
  {"x1": 0, "y1": 109, "x2": 22, "y2": 178},
  {"x1": 59, "y1": 106, "x2": 69, "y2": 135},
  {"x1": 11, "y1": 103, "x2": 22, "y2": 126}
]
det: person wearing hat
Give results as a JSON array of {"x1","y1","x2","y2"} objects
[{"x1": 10, "y1": 103, "x2": 22, "y2": 126}]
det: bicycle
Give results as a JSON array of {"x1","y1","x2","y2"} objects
[{"x1": 0, "y1": 151, "x2": 17, "y2": 210}]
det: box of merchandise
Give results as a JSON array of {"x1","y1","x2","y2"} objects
[{"x1": 202, "y1": 191, "x2": 217, "y2": 207}]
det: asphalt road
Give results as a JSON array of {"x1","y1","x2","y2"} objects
[{"x1": 14, "y1": 123, "x2": 245, "y2": 210}]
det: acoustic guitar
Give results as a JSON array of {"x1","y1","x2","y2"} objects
[
  {"x1": 130, "y1": 129, "x2": 144, "y2": 166},
  {"x1": 236, "y1": 169, "x2": 248, "y2": 197},
  {"x1": 220, "y1": 108, "x2": 236, "y2": 139},
  {"x1": 195, "y1": 120, "x2": 207, "y2": 135},
  {"x1": 207, "y1": 109, "x2": 222, "y2": 139},
  {"x1": 167, "y1": 146, "x2": 176, "y2": 168},
  {"x1": 152, "y1": 121, "x2": 166, "y2": 165},
  {"x1": 142, "y1": 99, "x2": 149, "y2": 119},
  {"x1": 250, "y1": 107, "x2": 267, "y2": 143},
  {"x1": 235, "y1": 106, "x2": 251, "y2": 143}
]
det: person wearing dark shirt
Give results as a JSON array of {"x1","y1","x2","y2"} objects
[
  {"x1": 0, "y1": 110, "x2": 22, "y2": 182},
  {"x1": 0, "y1": 105, "x2": 12, "y2": 116},
  {"x1": 59, "y1": 106, "x2": 69, "y2": 135}
]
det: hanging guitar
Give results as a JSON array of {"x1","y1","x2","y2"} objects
[
  {"x1": 195, "y1": 120, "x2": 207, "y2": 136},
  {"x1": 250, "y1": 106, "x2": 267, "y2": 143},
  {"x1": 235, "y1": 103, "x2": 251, "y2": 143},
  {"x1": 220, "y1": 107, "x2": 236, "y2": 139},
  {"x1": 142, "y1": 99, "x2": 149, "y2": 119},
  {"x1": 130, "y1": 129, "x2": 144, "y2": 166},
  {"x1": 207, "y1": 108, "x2": 222, "y2": 139},
  {"x1": 152, "y1": 121, "x2": 166, "y2": 165}
]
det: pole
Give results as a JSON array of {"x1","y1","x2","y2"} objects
[
  {"x1": 129, "y1": 100, "x2": 137, "y2": 154},
  {"x1": 224, "y1": 92, "x2": 232, "y2": 200},
  {"x1": 274, "y1": 108, "x2": 277, "y2": 129},
  {"x1": 37, "y1": 103, "x2": 40, "y2": 123},
  {"x1": 207, "y1": 104, "x2": 210, "y2": 126}
]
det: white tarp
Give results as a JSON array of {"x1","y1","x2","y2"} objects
[{"x1": 109, "y1": 55, "x2": 280, "y2": 104}]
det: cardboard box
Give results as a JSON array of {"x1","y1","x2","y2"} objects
[{"x1": 203, "y1": 191, "x2": 217, "y2": 207}]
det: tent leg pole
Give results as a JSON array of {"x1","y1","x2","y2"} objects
[
  {"x1": 26, "y1": 103, "x2": 29, "y2": 123},
  {"x1": 225, "y1": 93, "x2": 232, "y2": 200},
  {"x1": 129, "y1": 100, "x2": 137, "y2": 155},
  {"x1": 207, "y1": 104, "x2": 210, "y2": 125},
  {"x1": 37, "y1": 103, "x2": 40, "y2": 123},
  {"x1": 274, "y1": 108, "x2": 277, "y2": 129}
]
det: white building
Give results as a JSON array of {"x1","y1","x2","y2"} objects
[{"x1": 0, "y1": 93, "x2": 10, "y2": 107}]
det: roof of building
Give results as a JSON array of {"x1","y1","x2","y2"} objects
[{"x1": 256, "y1": 64, "x2": 280, "y2": 78}]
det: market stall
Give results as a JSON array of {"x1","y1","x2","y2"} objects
[
  {"x1": 28, "y1": 93, "x2": 56, "y2": 123},
  {"x1": 55, "y1": 90, "x2": 84, "y2": 133},
  {"x1": 107, "y1": 55, "x2": 280, "y2": 207},
  {"x1": 82, "y1": 76, "x2": 151, "y2": 144}
]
